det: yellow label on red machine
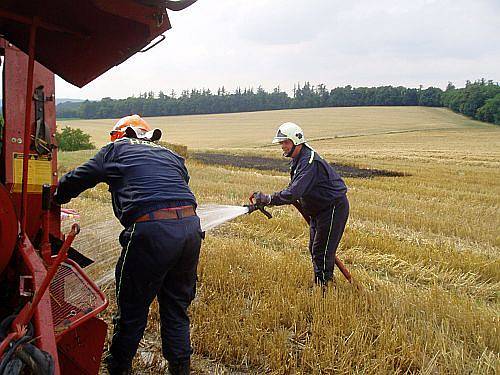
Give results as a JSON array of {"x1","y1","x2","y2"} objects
[{"x1": 12, "y1": 153, "x2": 52, "y2": 193}]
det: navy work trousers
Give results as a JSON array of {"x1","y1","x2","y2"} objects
[
  {"x1": 110, "y1": 215, "x2": 203, "y2": 367},
  {"x1": 308, "y1": 195, "x2": 349, "y2": 284}
]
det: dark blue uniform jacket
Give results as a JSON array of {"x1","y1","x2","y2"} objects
[
  {"x1": 270, "y1": 146, "x2": 347, "y2": 216},
  {"x1": 54, "y1": 138, "x2": 196, "y2": 228}
]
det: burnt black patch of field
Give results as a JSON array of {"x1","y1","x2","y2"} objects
[{"x1": 192, "y1": 152, "x2": 406, "y2": 178}]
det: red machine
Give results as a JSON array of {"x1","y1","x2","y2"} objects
[{"x1": 0, "y1": 1, "x2": 197, "y2": 374}]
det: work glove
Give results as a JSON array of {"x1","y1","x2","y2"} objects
[{"x1": 251, "y1": 191, "x2": 271, "y2": 206}]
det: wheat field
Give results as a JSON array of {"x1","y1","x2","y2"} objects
[{"x1": 59, "y1": 107, "x2": 500, "y2": 374}]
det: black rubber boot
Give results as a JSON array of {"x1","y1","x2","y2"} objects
[
  {"x1": 168, "y1": 359, "x2": 190, "y2": 375},
  {"x1": 104, "y1": 353, "x2": 132, "y2": 375}
]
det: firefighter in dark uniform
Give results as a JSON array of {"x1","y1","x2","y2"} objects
[
  {"x1": 54, "y1": 115, "x2": 201, "y2": 375},
  {"x1": 252, "y1": 122, "x2": 349, "y2": 286}
]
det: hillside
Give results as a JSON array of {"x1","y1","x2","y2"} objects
[
  {"x1": 59, "y1": 106, "x2": 500, "y2": 374},
  {"x1": 59, "y1": 106, "x2": 498, "y2": 152}
]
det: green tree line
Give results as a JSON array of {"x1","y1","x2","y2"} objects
[
  {"x1": 442, "y1": 80, "x2": 500, "y2": 124},
  {"x1": 57, "y1": 80, "x2": 500, "y2": 125}
]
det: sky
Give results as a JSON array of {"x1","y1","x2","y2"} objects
[{"x1": 55, "y1": 0, "x2": 500, "y2": 100}]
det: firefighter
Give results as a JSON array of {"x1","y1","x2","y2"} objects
[
  {"x1": 53, "y1": 115, "x2": 202, "y2": 375},
  {"x1": 252, "y1": 122, "x2": 349, "y2": 286}
]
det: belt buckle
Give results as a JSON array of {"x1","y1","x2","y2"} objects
[{"x1": 176, "y1": 208, "x2": 184, "y2": 219}]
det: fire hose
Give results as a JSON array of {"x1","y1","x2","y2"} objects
[{"x1": 0, "y1": 316, "x2": 54, "y2": 375}]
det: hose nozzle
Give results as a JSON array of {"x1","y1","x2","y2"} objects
[{"x1": 244, "y1": 203, "x2": 272, "y2": 219}]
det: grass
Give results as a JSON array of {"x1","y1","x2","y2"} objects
[
  {"x1": 58, "y1": 106, "x2": 500, "y2": 374},
  {"x1": 58, "y1": 106, "x2": 493, "y2": 149}
]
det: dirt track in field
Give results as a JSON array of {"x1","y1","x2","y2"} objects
[{"x1": 192, "y1": 152, "x2": 406, "y2": 178}]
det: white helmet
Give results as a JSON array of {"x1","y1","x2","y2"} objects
[{"x1": 272, "y1": 122, "x2": 306, "y2": 145}]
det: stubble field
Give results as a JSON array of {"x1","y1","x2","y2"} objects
[{"x1": 59, "y1": 106, "x2": 500, "y2": 374}]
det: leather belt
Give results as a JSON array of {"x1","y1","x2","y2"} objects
[{"x1": 135, "y1": 206, "x2": 196, "y2": 223}]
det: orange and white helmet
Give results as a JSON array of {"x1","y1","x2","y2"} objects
[{"x1": 110, "y1": 114, "x2": 162, "y2": 142}]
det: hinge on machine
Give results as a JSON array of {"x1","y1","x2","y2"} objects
[
  {"x1": 19, "y1": 275, "x2": 34, "y2": 297},
  {"x1": 32, "y1": 86, "x2": 54, "y2": 155}
]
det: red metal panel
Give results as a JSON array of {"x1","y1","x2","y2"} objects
[
  {"x1": 19, "y1": 19, "x2": 37, "y2": 235},
  {"x1": 17, "y1": 235, "x2": 61, "y2": 375},
  {"x1": 2, "y1": 40, "x2": 59, "y2": 241},
  {"x1": 57, "y1": 317, "x2": 108, "y2": 375},
  {"x1": 0, "y1": 185, "x2": 18, "y2": 273},
  {"x1": 0, "y1": 0, "x2": 172, "y2": 87}
]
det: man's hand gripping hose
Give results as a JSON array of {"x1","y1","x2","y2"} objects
[{"x1": 245, "y1": 192, "x2": 273, "y2": 219}]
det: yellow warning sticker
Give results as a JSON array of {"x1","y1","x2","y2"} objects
[{"x1": 12, "y1": 153, "x2": 52, "y2": 193}]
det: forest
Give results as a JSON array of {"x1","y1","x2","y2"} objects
[{"x1": 57, "y1": 80, "x2": 500, "y2": 125}]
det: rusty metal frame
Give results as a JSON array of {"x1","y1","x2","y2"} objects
[
  {"x1": 4, "y1": 235, "x2": 61, "y2": 374},
  {"x1": 19, "y1": 17, "x2": 37, "y2": 235}
]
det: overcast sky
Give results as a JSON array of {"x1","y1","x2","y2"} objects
[{"x1": 55, "y1": 0, "x2": 500, "y2": 100}]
